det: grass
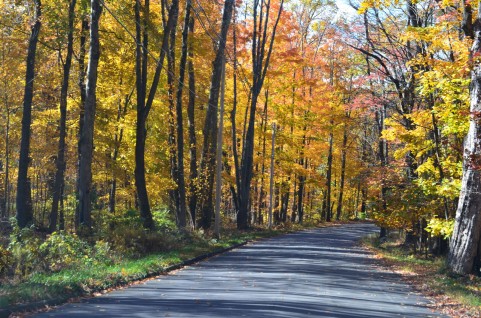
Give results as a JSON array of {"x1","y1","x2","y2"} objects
[
  {"x1": 0, "y1": 224, "x2": 304, "y2": 311},
  {"x1": 362, "y1": 233, "x2": 481, "y2": 318}
]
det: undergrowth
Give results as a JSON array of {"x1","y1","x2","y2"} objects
[{"x1": 0, "y1": 216, "x2": 307, "y2": 310}]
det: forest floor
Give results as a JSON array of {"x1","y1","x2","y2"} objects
[
  {"x1": 22, "y1": 223, "x2": 445, "y2": 318},
  {"x1": 362, "y1": 233, "x2": 481, "y2": 318}
]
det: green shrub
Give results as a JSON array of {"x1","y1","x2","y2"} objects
[
  {"x1": 91, "y1": 240, "x2": 116, "y2": 265},
  {"x1": 152, "y1": 207, "x2": 177, "y2": 231},
  {"x1": 0, "y1": 245, "x2": 12, "y2": 276},
  {"x1": 107, "y1": 224, "x2": 177, "y2": 258},
  {"x1": 38, "y1": 231, "x2": 91, "y2": 272},
  {"x1": 8, "y1": 221, "x2": 43, "y2": 277}
]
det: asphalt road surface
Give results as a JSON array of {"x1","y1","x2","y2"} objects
[{"x1": 34, "y1": 223, "x2": 446, "y2": 318}]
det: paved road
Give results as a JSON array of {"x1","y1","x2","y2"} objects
[{"x1": 35, "y1": 223, "x2": 445, "y2": 317}]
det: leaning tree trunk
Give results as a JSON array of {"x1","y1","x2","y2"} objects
[
  {"x1": 77, "y1": 0, "x2": 102, "y2": 232},
  {"x1": 448, "y1": 4, "x2": 481, "y2": 274},
  {"x1": 50, "y1": 0, "x2": 76, "y2": 233},
  {"x1": 16, "y1": 0, "x2": 41, "y2": 228}
]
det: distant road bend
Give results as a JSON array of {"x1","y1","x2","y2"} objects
[{"x1": 35, "y1": 223, "x2": 446, "y2": 318}]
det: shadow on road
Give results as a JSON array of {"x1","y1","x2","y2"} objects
[{"x1": 35, "y1": 223, "x2": 445, "y2": 318}]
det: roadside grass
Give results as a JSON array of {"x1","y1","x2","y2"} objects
[
  {"x1": 362, "y1": 233, "x2": 481, "y2": 318},
  {"x1": 0, "y1": 223, "x2": 307, "y2": 311}
]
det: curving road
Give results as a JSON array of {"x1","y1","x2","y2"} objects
[{"x1": 34, "y1": 223, "x2": 446, "y2": 317}]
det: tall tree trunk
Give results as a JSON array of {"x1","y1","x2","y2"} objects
[
  {"x1": 198, "y1": 0, "x2": 234, "y2": 230},
  {"x1": 325, "y1": 128, "x2": 333, "y2": 222},
  {"x1": 174, "y1": 0, "x2": 190, "y2": 228},
  {"x1": 134, "y1": 0, "x2": 178, "y2": 229},
  {"x1": 230, "y1": 9, "x2": 241, "y2": 216},
  {"x1": 336, "y1": 125, "x2": 348, "y2": 221},
  {"x1": 50, "y1": 0, "x2": 77, "y2": 233},
  {"x1": 448, "y1": 4, "x2": 481, "y2": 274},
  {"x1": 257, "y1": 93, "x2": 268, "y2": 224},
  {"x1": 166, "y1": 0, "x2": 180, "y2": 224},
  {"x1": 75, "y1": 17, "x2": 88, "y2": 228},
  {"x1": 187, "y1": 14, "x2": 197, "y2": 225},
  {"x1": 109, "y1": 91, "x2": 130, "y2": 213},
  {"x1": 237, "y1": 0, "x2": 284, "y2": 229},
  {"x1": 16, "y1": 0, "x2": 41, "y2": 228},
  {"x1": 3, "y1": 105, "x2": 9, "y2": 218},
  {"x1": 77, "y1": 0, "x2": 102, "y2": 232}
]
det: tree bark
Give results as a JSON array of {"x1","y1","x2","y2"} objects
[
  {"x1": 50, "y1": 0, "x2": 77, "y2": 233},
  {"x1": 16, "y1": 0, "x2": 41, "y2": 228},
  {"x1": 77, "y1": 0, "x2": 102, "y2": 231},
  {"x1": 134, "y1": 0, "x2": 178, "y2": 229},
  {"x1": 448, "y1": 6, "x2": 481, "y2": 273},
  {"x1": 198, "y1": 0, "x2": 234, "y2": 230},
  {"x1": 336, "y1": 125, "x2": 348, "y2": 221},
  {"x1": 166, "y1": 0, "x2": 180, "y2": 225},
  {"x1": 325, "y1": 128, "x2": 333, "y2": 222},
  {"x1": 187, "y1": 14, "x2": 197, "y2": 225},
  {"x1": 237, "y1": 0, "x2": 284, "y2": 229},
  {"x1": 75, "y1": 17, "x2": 88, "y2": 228},
  {"x1": 174, "y1": 0, "x2": 191, "y2": 229}
]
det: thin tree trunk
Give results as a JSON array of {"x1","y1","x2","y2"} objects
[
  {"x1": 268, "y1": 122, "x2": 276, "y2": 228},
  {"x1": 325, "y1": 127, "x2": 333, "y2": 222},
  {"x1": 166, "y1": 0, "x2": 180, "y2": 224},
  {"x1": 187, "y1": 14, "x2": 197, "y2": 225},
  {"x1": 336, "y1": 125, "x2": 348, "y2": 221},
  {"x1": 237, "y1": 0, "x2": 284, "y2": 229},
  {"x1": 75, "y1": 17, "x2": 88, "y2": 228},
  {"x1": 257, "y1": 93, "x2": 268, "y2": 224},
  {"x1": 231, "y1": 9, "x2": 241, "y2": 214},
  {"x1": 77, "y1": 0, "x2": 102, "y2": 231},
  {"x1": 109, "y1": 91, "x2": 130, "y2": 213},
  {"x1": 3, "y1": 106, "x2": 9, "y2": 218},
  {"x1": 214, "y1": 57, "x2": 226, "y2": 238},
  {"x1": 50, "y1": 0, "x2": 77, "y2": 233},
  {"x1": 16, "y1": 0, "x2": 41, "y2": 228},
  {"x1": 198, "y1": 0, "x2": 234, "y2": 230},
  {"x1": 134, "y1": 0, "x2": 178, "y2": 229},
  {"x1": 173, "y1": 0, "x2": 192, "y2": 229}
]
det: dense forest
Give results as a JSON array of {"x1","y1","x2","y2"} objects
[{"x1": 1, "y1": 0, "x2": 481, "y2": 283}]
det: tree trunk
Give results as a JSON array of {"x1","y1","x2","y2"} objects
[
  {"x1": 77, "y1": 0, "x2": 102, "y2": 231},
  {"x1": 448, "y1": 10, "x2": 481, "y2": 273},
  {"x1": 187, "y1": 14, "x2": 197, "y2": 225},
  {"x1": 166, "y1": 0, "x2": 180, "y2": 225},
  {"x1": 336, "y1": 125, "x2": 348, "y2": 221},
  {"x1": 174, "y1": 0, "x2": 191, "y2": 229},
  {"x1": 3, "y1": 106, "x2": 9, "y2": 218},
  {"x1": 108, "y1": 92, "x2": 129, "y2": 213},
  {"x1": 237, "y1": 0, "x2": 284, "y2": 229},
  {"x1": 134, "y1": 0, "x2": 178, "y2": 229},
  {"x1": 198, "y1": 0, "x2": 234, "y2": 230},
  {"x1": 325, "y1": 128, "x2": 333, "y2": 222},
  {"x1": 16, "y1": 0, "x2": 41, "y2": 228},
  {"x1": 50, "y1": 0, "x2": 76, "y2": 233},
  {"x1": 75, "y1": 17, "x2": 88, "y2": 228}
]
